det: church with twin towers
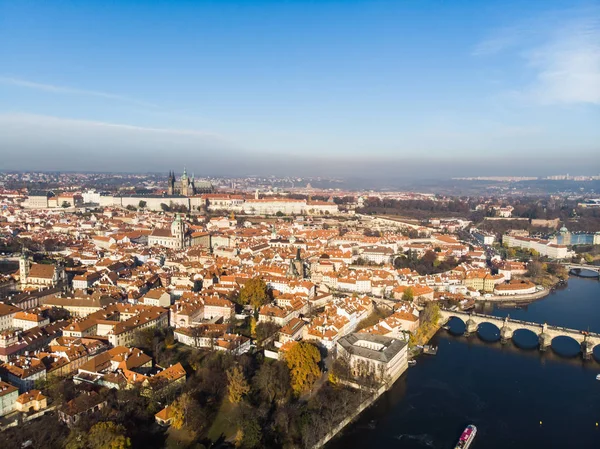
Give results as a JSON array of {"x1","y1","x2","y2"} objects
[{"x1": 167, "y1": 168, "x2": 214, "y2": 196}]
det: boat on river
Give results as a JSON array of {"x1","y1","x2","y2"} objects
[
  {"x1": 408, "y1": 360, "x2": 417, "y2": 367},
  {"x1": 454, "y1": 425, "x2": 477, "y2": 449},
  {"x1": 596, "y1": 374, "x2": 600, "y2": 381}
]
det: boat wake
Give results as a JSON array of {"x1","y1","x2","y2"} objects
[{"x1": 396, "y1": 433, "x2": 435, "y2": 447}]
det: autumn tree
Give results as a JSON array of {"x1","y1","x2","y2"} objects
[
  {"x1": 239, "y1": 277, "x2": 270, "y2": 309},
  {"x1": 253, "y1": 360, "x2": 291, "y2": 403},
  {"x1": 420, "y1": 302, "x2": 441, "y2": 327},
  {"x1": 285, "y1": 341, "x2": 321, "y2": 395},
  {"x1": 527, "y1": 261, "x2": 543, "y2": 278},
  {"x1": 169, "y1": 393, "x2": 205, "y2": 433},
  {"x1": 255, "y1": 321, "x2": 280, "y2": 345},
  {"x1": 227, "y1": 365, "x2": 250, "y2": 404},
  {"x1": 66, "y1": 422, "x2": 131, "y2": 449}
]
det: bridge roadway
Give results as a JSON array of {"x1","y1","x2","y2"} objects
[{"x1": 439, "y1": 309, "x2": 600, "y2": 358}]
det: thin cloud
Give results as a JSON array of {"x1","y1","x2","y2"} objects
[
  {"x1": 0, "y1": 112, "x2": 221, "y2": 138},
  {"x1": 473, "y1": 8, "x2": 600, "y2": 105},
  {"x1": 472, "y1": 28, "x2": 520, "y2": 56},
  {"x1": 525, "y1": 17, "x2": 600, "y2": 105},
  {"x1": 0, "y1": 76, "x2": 158, "y2": 108}
]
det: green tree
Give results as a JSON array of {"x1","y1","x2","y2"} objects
[
  {"x1": 239, "y1": 416, "x2": 262, "y2": 448},
  {"x1": 227, "y1": 365, "x2": 250, "y2": 404},
  {"x1": 285, "y1": 341, "x2": 321, "y2": 395},
  {"x1": 402, "y1": 287, "x2": 414, "y2": 302},
  {"x1": 584, "y1": 253, "x2": 594, "y2": 264},
  {"x1": 138, "y1": 200, "x2": 147, "y2": 209},
  {"x1": 61, "y1": 201, "x2": 70, "y2": 208},
  {"x1": 239, "y1": 277, "x2": 270, "y2": 309}
]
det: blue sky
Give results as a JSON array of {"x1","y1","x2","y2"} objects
[{"x1": 0, "y1": 0, "x2": 599, "y2": 176}]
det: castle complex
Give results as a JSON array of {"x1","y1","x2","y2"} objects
[{"x1": 167, "y1": 168, "x2": 214, "y2": 196}]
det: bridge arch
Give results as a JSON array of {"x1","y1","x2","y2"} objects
[
  {"x1": 477, "y1": 322, "x2": 501, "y2": 342},
  {"x1": 444, "y1": 315, "x2": 467, "y2": 334},
  {"x1": 550, "y1": 335, "x2": 582, "y2": 357},
  {"x1": 511, "y1": 328, "x2": 539, "y2": 349}
]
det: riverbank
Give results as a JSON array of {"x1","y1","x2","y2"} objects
[
  {"x1": 474, "y1": 287, "x2": 550, "y2": 303},
  {"x1": 313, "y1": 383, "x2": 387, "y2": 449},
  {"x1": 326, "y1": 277, "x2": 600, "y2": 449}
]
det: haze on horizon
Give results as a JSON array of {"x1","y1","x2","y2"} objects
[{"x1": 0, "y1": 0, "x2": 599, "y2": 178}]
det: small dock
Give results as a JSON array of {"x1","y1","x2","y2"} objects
[{"x1": 423, "y1": 345, "x2": 438, "y2": 355}]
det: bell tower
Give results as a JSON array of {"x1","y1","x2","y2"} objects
[
  {"x1": 19, "y1": 249, "x2": 29, "y2": 286},
  {"x1": 170, "y1": 214, "x2": 186, "y2": 249}
]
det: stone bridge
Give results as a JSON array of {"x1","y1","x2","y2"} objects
[
  {"x1": 439, "y1": 309, "x2": 600, "y2": 358},
  {"x1": 564, "y1": 264, "x2": 600, "y2": 276}
]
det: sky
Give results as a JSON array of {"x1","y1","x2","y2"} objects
[{"x1": 0, "y1": 0, "x2": 599, "y2": 178}]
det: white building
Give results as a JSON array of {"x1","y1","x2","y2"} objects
[
  {"x1": 336, "y1": 333, "x2": 408, "y2": 384},
  {"x1": 0, "y1": 382, "x2": 19, "y2": 417}
]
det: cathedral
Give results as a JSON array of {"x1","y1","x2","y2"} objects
[{"x1": 167, "y1": 168, "x2": 214, "y2": 196}]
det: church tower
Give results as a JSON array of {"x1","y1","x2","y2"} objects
[
  {"x1": 181, "y1": 168, "x2": 189, "y2": 196},
  {"x1": 19, "y1": 249, "x2": 29, "y2": 286},
  {"x1": 167, "y1": 171, "x2": 175, "y2": 196},
  {"x1": 170, "y1": 214, "x2": 186, "y2": 249}
]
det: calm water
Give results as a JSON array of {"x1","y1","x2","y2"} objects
[{"x1": 327, "y1": 277, "x2": 600, "y2": 449}]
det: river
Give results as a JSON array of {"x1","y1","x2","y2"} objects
[{"x1": 326, "y1": 276, "x2": 600, "y2": 448}]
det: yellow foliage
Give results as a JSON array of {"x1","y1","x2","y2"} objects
[
  {"x1": 227, "y1": 365, "x2": 250, "y2": 404},
  {"x1": 284, "y1": 341, "x2": 321, "y2": 395}
]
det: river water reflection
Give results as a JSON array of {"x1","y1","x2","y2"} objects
[{"x1": 326, "y1": 277, "x2": 600, "y2": 449}]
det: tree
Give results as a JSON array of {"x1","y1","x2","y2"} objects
[
  {"x1": 239, "y1": 415, "x2": 262, "y2": 448},
  {"x1": 255, "y1": 321, "x2": 280, "y2": 345},
  {"x1": 138, "y1": 200, "x2": 147, "y2": 209},
  {"x1": 61, "y1": 201, "x2": 70, "y2": 208},
  {"x1": 249, "y1": 316, "x2": 257, "y2": 338},
  {"x1": 227, "y1": 365, "x2": 250, "y2": 404},
  {"x1": 275, "y1": 211, "x2": 284, "y2": 217},
  {"x1": 584, "y1": 253, "x2": 594, "y2": 264},
  {"x1": 67, "y1": 422, "x2": 131, "y2": 449},
  {"x1": 420, "y1": 302, "x2": 440, "y2": 327},
  {"x1": 160, "y1": 203, "x2": 170, "y2": 212},
  {"x1": 527, "y1": 261, "x2": 543, "y2": 278},
  {"x1": 285, "y1": 341, "x2": 321, "y2": 395},
  {"x1": 125, "y1": 205, "x2": 137, "y2": 211},
  {"x1": 170, "y1": 393, "x2": 203, "y2": 431},
  {"x1": 253, "y1": 361, "x2": 291, "y2": 403},
  {"x1": 239, "y1": 277, "x2": 270, "y2": 309},
  {"x1": 402, "y1": 287, "x2": 414, "y2": 302}
]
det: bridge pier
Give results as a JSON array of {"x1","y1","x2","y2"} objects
[
  {"x1": 538, "y1": 333, "x2": 552, "y2": 351},
  {"x1": 500, "y1": 326, "x2": 513, "y2": 343},
  {"x1": 464, "y1": 319, "x2": 478, "y2": 336},
  {"x1": 581, "y1": 339, "x2": 594, "y2": 360}
]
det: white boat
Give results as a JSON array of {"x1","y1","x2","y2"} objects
[
  {"x1": 596, "y1": 374, "x2": 600, "y2": 381},
  {"x1": 408, "y1": 360, "x2": 417, "y2": 367},
  {"x1": 454, "y1": 424, "x2": 477, "y2": 449}
]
